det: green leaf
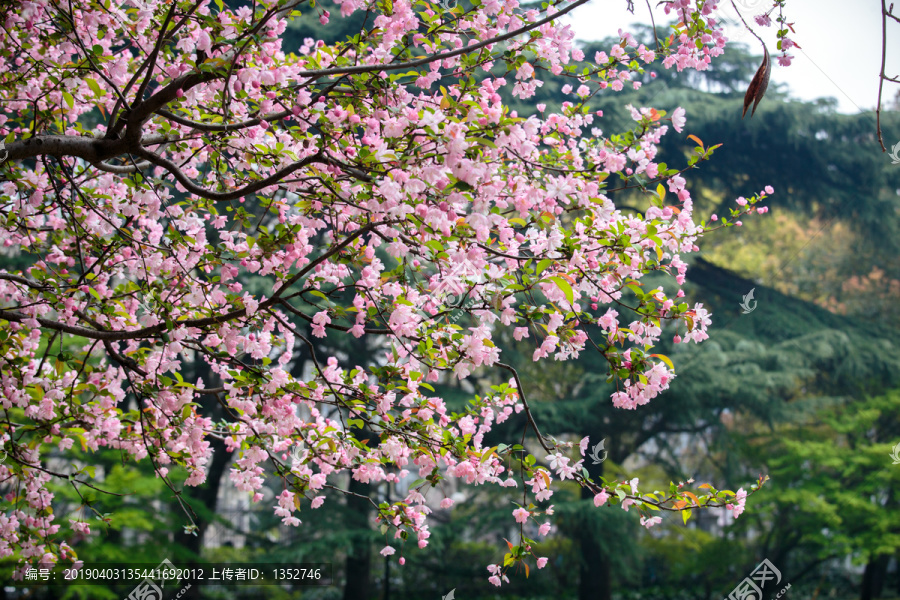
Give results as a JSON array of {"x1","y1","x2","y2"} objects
[
  {"x1": 85, "y1": 78, "x2": 104, "y2": 97},
  {"x1": 652, "y1": 353, "x2": 674, "y2": 370},
  {"x1": 62, "y1": 91, "x2": 74, "y2": 109},
  {"x1": 545, "y1": 276, "x2": 574, "y2": 306}
]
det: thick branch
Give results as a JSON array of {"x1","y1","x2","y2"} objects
[
  {"x1": 4, "y1": 135, "x2": 129, "y2": 163},
  {"x1": 124, "y1": 68, "x2": 224, "y2": 142},
  {"x1": 3, "y1": 133, "x2": 178, "y2": 163}
]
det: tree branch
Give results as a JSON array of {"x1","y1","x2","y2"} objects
[
  {"x1": 132, "y1": 146, "x2": 323, "y2": 201},
  {"x1": 293, "y1": 0, "x2": 591, "y2": 78},
  {"x1": 155, "y1": 107, "x2": 293, "y2": 133}
]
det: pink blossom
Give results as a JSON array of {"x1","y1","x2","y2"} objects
[
  {"x1": 640, "y1": 516, "x2": 662, "y2": 528},
  {"x1": 727, "y1": 488, "x2": 747, "y2": 519},
  {"x1": 671, "y1": 106, "x2": 686, "y2": 133},
  {"x1": 0, "y1": 0, "x2": 764, "y2": 577},
  {"x1": 579, "y1": 436, "x2": 589, "y2": 456}
]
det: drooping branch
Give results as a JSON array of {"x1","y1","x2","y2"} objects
[
  {"x1": 497, "y1": 362, "x2": 554, "y2": 455},
  {"x1": 876, "y1": 0, "x2": 899, "y2": 151}
]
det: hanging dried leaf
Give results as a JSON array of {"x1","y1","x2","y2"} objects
[{"x1": 742, "y1": 45, "x2": 771, "y2": 119}]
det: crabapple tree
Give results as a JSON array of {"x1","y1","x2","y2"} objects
[{"x1": 0, "y1": 0, "x2": 788, "y2": 584}]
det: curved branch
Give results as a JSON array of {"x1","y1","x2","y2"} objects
[
  {"x1": 155, "y1": 107, "x2": 293, "y2": 133},
  {"x1": 293, "y1": 0, "x2": 591, "y2": 78},
  {"x1": 92, "y1": 160, "x2": 152, "y2": 174},
  {"x1": 496, "y1": 362, "x2": 553, "y2": 454},
  {"x1": 124, "y1": 68, "x2": 225, "y2": 142},
  {"x1": 132, "y1": 146, "x2": 323, "y2": 201},
  {"x1": 277, "y1": 297, "x2": 392, "y2": 334}
]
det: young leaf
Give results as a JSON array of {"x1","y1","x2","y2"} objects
[{"x1": 545, "y1": 276, "x2": 574, "y2": 306}]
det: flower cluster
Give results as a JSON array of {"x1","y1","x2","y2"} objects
[{"x1": 0, "y1": 0, "x2": 783, "y2": 582}]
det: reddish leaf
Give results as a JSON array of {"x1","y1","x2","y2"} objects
[
  {"x1": 683, "y1": 491, "x2": 701, "y2": 506},
  {"x1": 742, "y1": 45, "x2": 771, "y2": 119}
]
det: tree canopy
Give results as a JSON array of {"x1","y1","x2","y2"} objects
[{"x1": 0, "y1": 0, "x2": 807, "y2": 588}]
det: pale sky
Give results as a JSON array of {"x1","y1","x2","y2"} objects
[{"x1": 563, "y1": 0, "x2": 900, "y2": 114}]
